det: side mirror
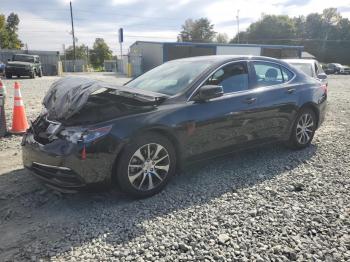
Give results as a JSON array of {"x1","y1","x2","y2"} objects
[
  {"x1": 317, "y1": 73, "x2": 327, "y2": 80},
  {"x1": 194, "y1": 85, "x2": 224, "y2": 101}
]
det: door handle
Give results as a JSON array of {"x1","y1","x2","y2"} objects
[
  {"x1": 286, "y1": 88, "x2": 296, "y2": 94},
  {"x1": 244, "y1": 97, "x2": 257, "y2": 104}
]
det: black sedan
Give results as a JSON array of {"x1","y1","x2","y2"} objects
[{"x1": 22, "y1": 56, "x2": 327, "y2": 197}]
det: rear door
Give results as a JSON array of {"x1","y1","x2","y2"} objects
[{"x1": 248, "y1": 61, "x2": 299, "y2": 140}]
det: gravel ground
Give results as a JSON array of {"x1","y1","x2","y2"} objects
[{"x1": 0, "y1": 73, "x2": 349, "y2": 261}]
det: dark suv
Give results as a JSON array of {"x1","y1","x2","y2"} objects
[{"x1": 6, "y1": 54, "x2": 43, "y2": 79}]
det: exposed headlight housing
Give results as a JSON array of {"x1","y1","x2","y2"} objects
[
  {"x1": 59, "y1": 125, "x2": 112, "y2": 144},
  {"x1": 82, "y1": 125, "x2": 112, "y2": 143},
  {"x1": 59, "y1": 127, "x2": 84, "y2": 144}
]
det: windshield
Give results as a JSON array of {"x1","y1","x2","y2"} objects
[
  {"x1": 13, "y1": 55, "x2": 34, "y2": 63},
  {"x1": 290, "y1": 63, "x2": 313, "y2": 77},
  {"x1": 126, "y1": 60, "x2": 212, "y2": 95}
]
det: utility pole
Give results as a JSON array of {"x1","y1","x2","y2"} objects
[
  {"x1": 236, "y1": 9, "x2": 240, "y2": 44},
  {"x1": 62, "y1": 44, "x2": 66, "y2": 61},
  {"x1": 70, "y1": 1, "x2": 76, "y2": 72},
  {"x1": 86, "y1": 46, "x2": 89, "y2": 63}
]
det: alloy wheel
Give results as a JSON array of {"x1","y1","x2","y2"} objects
[
  {"x1": 128, "y1": 143, "x2": 170, "y2": 191},
  {"x1": 296, "y1": 113, "x2": 314, "y2": 144}
]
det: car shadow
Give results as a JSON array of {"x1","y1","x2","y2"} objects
[{"x1": 0, "y1": 143, "x2": 318, "y2": 260}]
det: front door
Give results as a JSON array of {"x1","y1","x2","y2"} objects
[{"x1": 181, "y1": 61, "x2": 261, "y2": 158}]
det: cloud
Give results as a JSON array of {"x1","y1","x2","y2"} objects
[
  {"x1": 2, "y1": 0, "x2": 350, "y2": 53},
  {"x1": 112, "y1": 0, "x2": 141, "y2": 5}
]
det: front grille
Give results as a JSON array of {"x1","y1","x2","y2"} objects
[{"x1": 31, "y1": 162, "x2": 84, "y2": 187}]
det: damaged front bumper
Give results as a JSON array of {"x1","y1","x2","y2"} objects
[
  {"x1": 22, "y1": 123, "x2": 123, "y2": 191},
  {"x1": 22, "y1": 132, "x2": 86, "y2": 189}
]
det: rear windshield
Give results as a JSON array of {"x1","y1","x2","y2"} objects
[
  {"x1": 13, "y1": 55, "x2": 34, "y2": 63},
  {"x1": 290, "y1": 63, "x2": 313, "y2": 77}
]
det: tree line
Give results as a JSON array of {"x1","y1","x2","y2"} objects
[
  {"x1": 2, "y1": 8, "x2": 350, "y2": 65},
  {"x1": 0, "y1": 13, "x2": 22, "y2": 49},
  {"x1": 178, "y1": 8, "x2": 350, "y2": 64},
  {"x1": 64, "y1": 38, "x2": 113, "y2": 69}
]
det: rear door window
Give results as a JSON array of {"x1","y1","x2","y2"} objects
[
  {"x1": 281, "y1": 67, "x2": 294, "y2": 81},
  {"x1": 252, "y1": 61, "x2": 293, "y2": 87}
]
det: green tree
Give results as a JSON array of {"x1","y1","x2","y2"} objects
[
  {"x1": 64, "y1": 44, "x2": 89, "y2": 60},
  {"x1": 242, "y1": 15, "x2": 296, "y2": 43},
  {"x1": 90, "y1": 38, "x2": 112, "y2": 68},
  {"x1": 229, "y1": 8, "x2": 350, "y2": 64},
  {"x1": 5, "y1": 13, "x2": 22, "y2": 49},
  {"x1": 179, "y1": 18, "x2": 216, "y2": 42},
  {"x1": 216, "y1": 33, "x2": 229, "y2": 43},
  {"x1": 336, "y1": 18, "x2": 350, "y2": 40},
  {"x1": 0, "y1": 14, "x2": 9, "y2": 49}
]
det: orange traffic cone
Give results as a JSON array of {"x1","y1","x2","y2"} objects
[{"x1": 11, "y1": 82, "x2": 29, "y2": 134}]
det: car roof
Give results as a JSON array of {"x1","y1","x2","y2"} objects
[
  {"x1": 14, "y1": 54, "x2": 39, "y2": 57},
  {"x1": 283, "y1": 59, "x2": 316, "y2": 64},
  {"x1": 169, "y1": 55, "x2": 290, "y2": 65}
]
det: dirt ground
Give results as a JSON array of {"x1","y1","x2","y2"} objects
[{"x1": 0, "y1": 73, "x2": 349, "y2": 261}]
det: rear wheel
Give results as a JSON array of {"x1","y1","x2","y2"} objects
[
  {"x1": 115, "y1": 133, "x2": 176, "y2": 198},
  {"x1": 288, "y1": 108, "x2": 316, "y2": 149},
  {"x1": 6, "y1": 73, "x2": 12, "y2": 79}
]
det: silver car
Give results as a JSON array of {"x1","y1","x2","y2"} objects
[{"x1": 284, "y1": 59, "x2": 328, "y2": 86}]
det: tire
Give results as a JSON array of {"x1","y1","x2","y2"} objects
[
  {"x1": 6, "y1": 73, "x2": 12, "y2": 79},
  {"x1": 17, "y1": 75, "x2": 20, "y2": 78},
  {"x1": 38, "y1": 69, "x2": 43, "y2": 77},
  {"x1": 288, "y1": 108, "x2": 317, "y2": 150},
  {"x1": 115, "y1": 132, "x2": 176, "y2": 198},
  {"x1": 30, "y1": 70, "x2": 35, "y2": 79}
]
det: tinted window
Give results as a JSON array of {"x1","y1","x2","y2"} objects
[
  {"x1": 13, "y1": 55, "x2": 34, "y2": 63},
  {"x1": 281, "y1": 67, "x2": 294, "y2": 81},
  {"x1": 253, "y1": 62, "x2": 284, "y2": 87},
  {"x1": 205, "y1": 62, "x2": 248, "y2": 93}
]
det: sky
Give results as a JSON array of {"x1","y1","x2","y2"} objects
[{"x1": 1, "y1": 0, "x2": 350, "y2": 55}]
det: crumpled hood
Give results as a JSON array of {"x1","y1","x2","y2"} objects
[{"x1": 43, "y1": 76, "x2": 167, "y2": 121}]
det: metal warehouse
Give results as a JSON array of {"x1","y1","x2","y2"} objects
[{"x1": 129, "y1": 41, "x2": 304, "y2": 73}]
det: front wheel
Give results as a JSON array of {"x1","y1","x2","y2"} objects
[
  {"x1": 30, "y1": 70, "x2": 35, "y2": 79},
  {"x1": 115, "y1": 133, "x2": 176, "y2": 198},
  {"x1": 288, "y1": 108, "x2": 316, "y2": 149}
]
